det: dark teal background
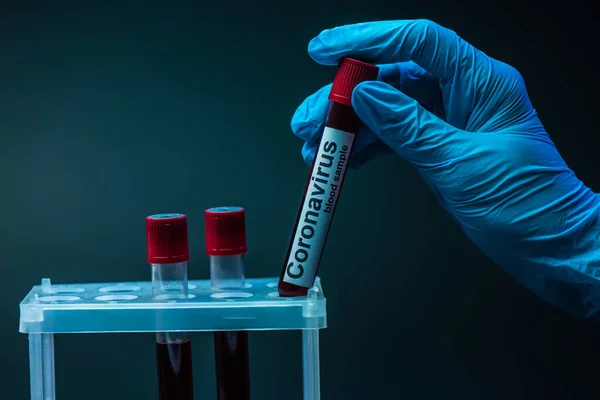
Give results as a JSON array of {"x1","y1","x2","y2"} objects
[{"x1": 2, "y1": 1, "x2": 600, "y2": 399}]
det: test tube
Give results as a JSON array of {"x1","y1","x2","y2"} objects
[
  {"x1": 278, "y1": 58, "x2": 379, "y2": 297},
  {"x1": 146, "y1": 213, "x2": 194, "y2": 400},
  {"x1": 204, "y1": 207, "x2": 251, "y2": 400}
]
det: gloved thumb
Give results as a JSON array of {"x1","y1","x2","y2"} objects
[{"x1": 352, "y1": 80, "x2": 462, "y2": 167}]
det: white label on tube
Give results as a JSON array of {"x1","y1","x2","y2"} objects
[{"x1": 283, "y1": 126, "x2": 354, "y2": 288}]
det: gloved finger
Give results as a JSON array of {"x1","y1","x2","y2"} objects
[
  {"x1": 377, "y1": 61, "x2": 432, "y2": 87},
  {"x1": 291, "y1": 84, "x2": 332, "y2": 142},
  {"x1": 291, "y1": 61, "x2": 441, "y2": 144},
  {"x1": 308, "y1": 19, "x2": 475, "y2": 80},
  {"x1": 377, "y1": 62, "x2": 442, "y2": 110},
  {"x1": 352, "y1": 80, "x2": 463, "y2": 166},
  {"x1": 301, "y1": 139, "x2": 319, "y2": 165}
]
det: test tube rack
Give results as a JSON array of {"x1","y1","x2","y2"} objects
[{"x1": 19, "y1": 276, "x2": 327, "y2": 400}]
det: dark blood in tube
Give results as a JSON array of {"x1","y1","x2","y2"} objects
[{"x1": 278, "y1": 58, "x2": 379, "y2": 297}]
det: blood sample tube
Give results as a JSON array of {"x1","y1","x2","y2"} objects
[
  {"x1": 278, "y1": 57, "x2": 379, "y2": 297},
  {"x1": 146, "y1": 213, "x2": 194, "y2": 400},
  {"x1": 204, "y1": 206, "x2": 251, "y2": 400}
]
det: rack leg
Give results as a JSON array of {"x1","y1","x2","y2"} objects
[
  {"x1": 29, "y1": 333, "x2": 56, "y2": 400},
  {"x1": 42, "y1": 334, "x2": 56, "y2": 400},
  {"x1": 29, "y1": 334, "x2": 43, "y2": 400},
  {"x1": 302, "y1": 329, "x2": 320, "y2": 400}
]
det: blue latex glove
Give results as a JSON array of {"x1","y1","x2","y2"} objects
[{"x1": 292, "y1": 20, "x2": 600, "y2": 318}]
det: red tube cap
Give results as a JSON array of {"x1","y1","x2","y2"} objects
[
  {"x1": 328, "y1": 57, "x2": 379, "y2": 106},
  {"x1": 204, "y1": 207, "x2": 247, "y2": 256},
  {"x1": 146, "y1": 213, "x2": 190, "y2": 264}
]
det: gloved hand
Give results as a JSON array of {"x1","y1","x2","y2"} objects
[{"x1": 292, "y1": 19, "x2": 600, "y2": 318}]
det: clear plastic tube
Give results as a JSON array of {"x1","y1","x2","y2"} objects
[
  {"x1": 152, "y1": 262, "x2": 189, "y2": 297},
  {"x1": 210, "y1": 255, "x2": 245, "y2": 289}
]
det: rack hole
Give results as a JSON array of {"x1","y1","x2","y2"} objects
[
  {"x1": 188, "y1": 284, "x2": 197, "y2": 290},
  {"x1": 98, "y1": 285, "x2": 141, "y2": 293},
  {"x1": 211, "y1": 292, "x2": 253, "y2": 299},
  {"x1": 46, "y1": 287, "x2": 85, "y2": 294},
  {"x1": 38, "y1": 295, "x2": 80, "y2": 302},
  {"x1": 95, "y1": 295, "x2": 138, "y2": 301},
  {"x1": 155, "y1": 294, "x2": 196, "y2": 300},
  {"x1": 266, "y1": 282, "x2": 278, "y2": 288},
  {"x1": 267, "y1": 291, "x2": 279, "y2": 298}
]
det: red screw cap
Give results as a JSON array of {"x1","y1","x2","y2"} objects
[
  {"x1": 328, "y1": 57, "x2": 379, "y2": 106},
  {"x1": 146, "y1": 213, "x2": 190, "y2": 264},
  {"x1": 204, "y1": 207, "x2": 247, "y2": 256}
]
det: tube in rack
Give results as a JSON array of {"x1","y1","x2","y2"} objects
[
  {"x1": 146, "y1": 213, "x2": 194, "y2": 400},
  {"x1": 205, "y1": 206, "x2": 251, "y2": 400}
]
